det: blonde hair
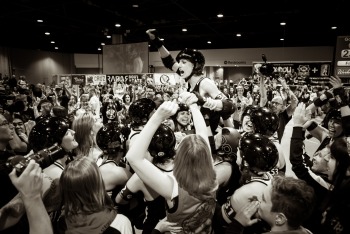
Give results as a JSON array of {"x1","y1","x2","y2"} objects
[
  {"x1": 60, "y1": 157, "x2": 114, "y2": 221},
  {"x1": 174, "y1": 134, "x2": 217, "y2": 199},
  {"x1": 72, "y1": 113, "x2": 95, "y2": 156}
]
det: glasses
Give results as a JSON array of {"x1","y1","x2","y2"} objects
[{"x1": 271, "y1": 101, "x2": 283, "y2": 106}]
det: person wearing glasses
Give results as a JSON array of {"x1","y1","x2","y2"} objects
[{"x1": 268, "y1": 77, "x2": 298, "y2": 143}]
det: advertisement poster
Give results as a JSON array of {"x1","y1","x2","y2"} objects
[
  {"x1": 106, "y1": 73, "x2": 154, "y2": 85},
  {"x1": 252, "y1": 62, "x2": 332, "y2": 86},
  {"x1": 334, "y1": 36, "x2": 350, "y2": 85}
]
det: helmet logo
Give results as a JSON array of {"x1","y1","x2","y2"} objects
[{"x1": 157, "y1": 152, "x2": 165, "y2": 157}]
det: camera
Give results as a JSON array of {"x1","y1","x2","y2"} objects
[
  {"x1": 6, "y1": 144, "x2": 65, "y2": 176},
  {"x1": 259, "y1": 54, "x2": 274, "y2": 76}
]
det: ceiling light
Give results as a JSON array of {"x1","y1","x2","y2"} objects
[
  {"x1": 51, "y1": 41, "x2": 55, "y2": 44},
  {"x1": 106, "y1": 35, "x2": 111, "y2": 38},
  {"x1": 331, "y1": 26, "x2": 337, "y2": 30},
  {"x1": 217, "y1": 13, "x2": 224, "y2": 18},
  {"x1": 280, "y1": 22, "x2": 286, "y2": 26},
  {"x1": 98, "y1": 48, "x2": 102, "y2": 51},
  {"x1": 160, "y1": 38, "x2": 164, "y2": 41},
  {"x1": 115, "y1": 24, "x2": 121, "y2": 27},
  {"x1": 182, "y1": 28, "x2": 187, "y2": 32},
  {"x1": 45, "y1": 32, "x2": 50, "y2": 35},
  {"x1": 37, "y1": 19, "x2": 43, "y2": 23},
  {"x1": 236, "y1": 33, "x2": 241, "y2": 37},
  {"x1": 207, "y1": 41, "x2": 212, "y2": 44},
  {"x1": 101, "y1": 42, "x2": 105, "y2": 45},
  {"x1": 55, "y1": 47, "x2": 58, "y2": 50},
  {"x1": 132, "y1": 4, "x2": 139, "y2": 8},
  {"x1": 280, "y1": 38, "x2": 284, "y2": 41}
]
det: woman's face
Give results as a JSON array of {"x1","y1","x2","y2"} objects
[
  {"x1": 61, "y1": 129, "x2": 79, "y2": 151},
  {"x1": 312, "y1": 147, "x2": 336, "y2": 176},
  {"x1": 242, "y1": 115, "x2": 254, "y2": 133},
  {"x1": 328, "y1": 118, "x2": 343, "y2": 138},
  {"x1": 178, "y1": 59, "x2": 194, "y2": 79},
  {"x1": 124, "y1": 95, "x2": 131, "y2": 103},
  {"x1": 176, "y1": 111, "x2": 191, "y2": 126}
]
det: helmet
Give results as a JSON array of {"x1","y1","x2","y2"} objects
[
  {"x1": 176, "y1": 48, "x2": 205, "y2": 76},
  {"x1": 148, "y1": 123, "x2": 176, "y2": 159},
  {"x1": 96, "y1": 121, "x2": 125, "y2": 154},
  {"x1": 239, "y1": 133, "x2": 278, "y2": 172},
  {"x1": 322, "y1": 108, "x2": 341, "y2": 129},
  {"x1": 241, "y1": 105, "x2": 259, "y2": 122},
  {"x1": 251, "y1": 107, "x2": 279, "y2": 137},
  {"x1": 217, "y1": 127, "x2": 241, "y2": 162},
  {"x1": 128, "y1": 98, "x2": 156, "y2": 128},
  {"x1": 172, "y1": 103, "x2": 190, "y2": 120},
  {"x1": 29, "y1": 116, "x2": 70, "y2": 152}
]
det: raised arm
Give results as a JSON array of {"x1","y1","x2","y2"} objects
[
  {"x1": 125, "y1": 101, "x2": 178, "y2": 200},
  {"x1": 146, "y1": 29, "x2": 179, "y2": 72}
]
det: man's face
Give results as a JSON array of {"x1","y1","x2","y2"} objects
[
  {"x1": 257, "y1": 182, "x2": 275, "y2": 226},
  {"x1": 269, "y1": 98, "x2": 284, "y2": 114},
  {"x1": 146, "y1": 88, "x2": 155, "y2": 98},
  {"x1": 0, "y1": 115, "x2": 14, "y2": 142},
  {"x1": 13, "y1": 118, "x2": 26, "y2": 135}
]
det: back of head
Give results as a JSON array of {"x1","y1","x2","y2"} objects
[
  {"x1": 270, "y1": 176, "x2": 315, "y2": 229},
  {"x1": 251, "y1": 107, "x2": 279, "y2": 137},
  {"x1": 239, "y1": 133, "x2": 278, "y2": 173},
  {"x1": 176, "y1": 48, "x2": 205, "y2": 76},
  {"x1": 72, "y1": 113, "x2": 95, "y2": 155},
  {"x1": 60, "y1": 157, "x2": 112, "y2": 218},
  {"x1": 29, "y1": 116, "x2": 70, "y2": 152},
  {"x1": 148, "y1": 123, "x2": 176, "y2": 164},
  {"x1": 128, "y1": 98, "x2": 156, "y2": 128},
  {"x1": 52, "y1": 105, "x2": 68, "y2": 118},
  {"x1": 96, "y1": 121, "x2": 125, "y2": 155},
  {"x1": 174, "y1": 134, "x2": 217, "y2": 199}
]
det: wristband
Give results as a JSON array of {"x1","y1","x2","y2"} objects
[
  {"x1": 306, "y1": 121, "x2": 318, "y2": 132},
  {"x1": 161, "y1": 55, "x2": 176, "y2": 70}
]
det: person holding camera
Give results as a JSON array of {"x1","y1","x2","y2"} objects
[{"x1": 8, "y1": 160, "x2": 53, "y2": 234}]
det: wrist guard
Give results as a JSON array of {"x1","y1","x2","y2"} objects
[
  {"x1": 220, "y1": 99, "x2": 236, "y2": 120},
  {"x1": 333, "y1": 87, "x2": 348, "y2": 107},
  {"x1": 161, "y1": 55, "x2": 176, "y2": 70},
  {"x1": 192, "y1": 91, "x2": 206, "y2": 106},
  {"x1": 306, "y1": 121, "x2": 318, "y2": 132}
]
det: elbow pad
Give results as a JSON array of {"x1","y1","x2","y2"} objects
[
  {"x1": 161, "y1": 55, "x2": 176, "y2": 70},
  {"x1": 313, "y1": 97, "x2": 328, "y2": 107}
]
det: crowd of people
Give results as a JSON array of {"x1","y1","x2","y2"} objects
[{"x1": 0, "y1": 29, "x2": 349, "y2": 234}]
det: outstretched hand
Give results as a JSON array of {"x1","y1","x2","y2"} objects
[
  {"x1": 329, "y1": 75, "x2": 342, "y2": 89},
  {"x1": 293, "y1": 102, "x2": 309, "y2": 126}
]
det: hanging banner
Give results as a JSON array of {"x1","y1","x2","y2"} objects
[
  {"x1": 106, "y1": 73, "x2": 154, "y2": 85},
  {"x1": 153, "y1": 73, "x2": 178, "y2": 86},
  {"x1": 71, "y1": 74, "x2": 86, "y2": 86},
  {"x1": 86, "y1": 74, "x2": 107, "y2": 85},
  {"x1": 58, "y1": 75, "x2": 72, "y2": 87}
]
